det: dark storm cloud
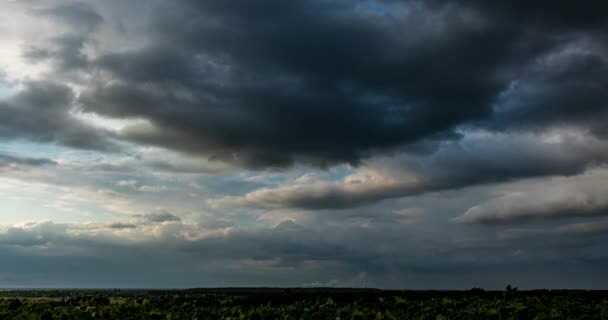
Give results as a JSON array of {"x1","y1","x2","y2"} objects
[
  {"x1": 488, "y1": 44, "x2": 608, "y2": 135},
  {"x1": 0, "y1": 81, "x2": 118, "y2": 151},
  {"x1": 75, "y1": 0, "x2": 580, "y2": 168},
  {"x1": 425, "y1": 0, "x2": 608, "y2": 30},
  {"x1": 5, "y1": 0, "x2": 605, "y2": 171},
  {"x1": 424, "y1": 0, "x2": 608, "y2": 136}
]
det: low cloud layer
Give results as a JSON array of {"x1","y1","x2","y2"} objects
[{"x1": 2, "y1": 217, "x2": 608, "y2": 289}]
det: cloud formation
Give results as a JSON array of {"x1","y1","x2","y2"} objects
[
  {"x1": 0, "y1": 153, "x2": 56, "y2": 169},
  {"x1": 5, "y1": 0, "x2": 586, "y2": 168},
  {"x1": 3, "y1": 0, "x2": 607, "y2": 170},
  {"x1": 212, "y1": 131, "x2": 608, "y2": 210},
  {"x1": 456, "y1": 169, "x2": 608, "y2": 224},
  {"x1": 0, "y1": 81, "x2": 117, "y2": 151},
  {"x1": 1, "y1": 0, "x2": 608, "y2": 289},
  {"x1": 4, "y1": 214, "x2": 608, "y2": 288}
]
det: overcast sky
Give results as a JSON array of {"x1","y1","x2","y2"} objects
[{"x1": 1, "y1": 0, "x2": 608, "y2": 289}]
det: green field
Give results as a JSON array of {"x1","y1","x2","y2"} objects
[{"x1": 1, "y1": 288, "x2": 607, "y2": 319}]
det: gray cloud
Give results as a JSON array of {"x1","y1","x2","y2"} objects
[
  {"x1": 139, "y1": 211, "x2": 182, "y2": 223},
  {"x1": 35, "y1": 3, "x2": 104, "y2": 32},
  {"x1": 426, "y1": 0, "x2": 608, "y2": 30},
  {"x1": 107, "y1": 222, "x2": 137, "y2": 230},
  {"x1": 0, "y1": 81, "x2": 118, "y2": 151},
  {"x1": 1, "y1": 218, "x2": 608, "y2": 289},
  {"x1": 70, "y1": 0, "x2": 592, "y2": 168},
  {"x1": 212, "y1": 131, "x2": 608, "y2": 210},
  {"x1": 85, "y1": 162, "x2": 133, "y2": 173},
  {"x1": 0, "y1": 221, "x2": 68, "y2": 247},
  {"x1": 557, "y1": 220, "x2": 608, "y2": 236},
  {"x1": 456, "y1": 169, "x2": 608, "y2": 224},
  {"x1": 0, "y1": 153, "x2": 56, "y2": 168},
  {"x1": 6, "y1": 0, "x2": 606, "y2": 172},
  {"x1": 486, "y1": 41, "x2": 608, "y2": 136},
  {"x1": 22, "y1": 3, "x2": 103, "y2": 72},
  {"x1": 2, "y1": 0, "x2": 608, "y2": 290}
]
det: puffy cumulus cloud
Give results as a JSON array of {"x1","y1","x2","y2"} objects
[
  {"x1": 211, "y1": 130, "x2": 608, "y2": 210},
  {"x1": 455, "y1": 168, "x2": 608, "y2": 224}
]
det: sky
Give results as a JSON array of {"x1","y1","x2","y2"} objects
[{"x1": 0, "y1": 0, "x2": 608, "y2": 289}]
